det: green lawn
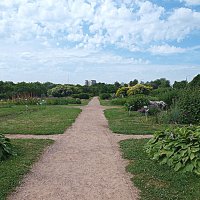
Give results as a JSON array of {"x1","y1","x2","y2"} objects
[
  {"x1": 0, "y1": 106, "x2": 81, "y2": 134},
  {"x1": 104, "y1": 108, "x2": 169, "y2": 135},
  {"x1": 0, "y1": 139, "x2": 53, "y2": 200},
  {"x1": 120, "y1": 139, "x2": 200, "y2": 200}
]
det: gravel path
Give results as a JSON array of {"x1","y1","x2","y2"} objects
[{"x1": 8, "y1": 97, "x2": 141, "y2": 200}]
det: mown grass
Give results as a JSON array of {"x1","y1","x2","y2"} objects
[
  {"x1": 0, "y1": 139, "x2": 53, "y2": 200},
  {"x1": 120, "y1": 139, "x2": 200, "y2": 200},
  {"x1": 104, "y1": 108, "x2": 169, "y2": 134},
  {"x1": 0, "y1": 106, "x2": 81, "y2": 134}
]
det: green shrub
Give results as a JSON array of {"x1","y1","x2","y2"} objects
[
  {"x1": 150, "y1": 88, "x2": 179, "y2": 107},
  {"x1": 100, "y1": 93, "x2": 111, "y2": 100},
  {"x1": 13, "y1": 98, "x2": 39, "y2": 105},
  {"x1": 46, "y1": 98, "x2": 68, "y2": 105},
  {"x1": 45, "y1": 98, "x2": 81, "y2": 105},
  {"x1": 157, "y1": 105, "x2": 182, "y2": 124},
  {"x1": 125, "y1": 95, "x2": 149, "y2": 111},
  {"x1": 148, "y1": 106, "x2": 161, "y2": 116},
  {"x1": 110, "y1": 98, "x2": 127, "y2": 105},
  {"x1": 146, "y1": 126, "x2": 200, "y2": 175},
  {"x1": 116, "y1": 87, "x2": 129, "y2": 97},
  {"x1": 78, "y1": 93, "x2": 90, "y2": 99},
  {"x1": 177, "y1": 88, "x2": 200, "y2": 124},
  {"x1": 127, "y1": 84, "x2": 152, "y2": 96},
  {"x1": 0, "y1": 134, "x2": 14, "y2": 161}
]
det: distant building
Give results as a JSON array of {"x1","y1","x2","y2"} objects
[
  {"x1": 85, "y1": 80, "x2": 89, "y2": 86},
  {"x1": 85, "y1": 80, "x2": 96, "y2": 86},
  {"x1": 90, "y1": 80, "x2": 96, "y2": 85}
]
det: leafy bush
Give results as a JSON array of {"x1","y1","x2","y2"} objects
[
  {"x1": 146, "y1": 126, "x2": 200, "y2": 175},
  {"x1": 45, "y1": 98, "x2": 67, "y2": 105},
  {"x1": 110, "y1": 98, "x2": 127, "y2": 105},
  {"x1": 46, "y1": 98, "x2": 81, "y2": 105},
  {"x1": 116, "y1": 87, "x2": 129, "y2": 97},
  {"x1": 13, "y1": 98, "x2": 39, "y2": 105},
  {"x1": 67, "y1": 98, "x2": 81, "y2": 104},
  {"x1": 127, "y1": 84, "x2": 152, "y2": 96},
  {"x1": 150, "y1": 88, "x2": 179, "y2": 107},
  {"x1": 157, "y1": 105, "x2": 182, "y2": 124},
  {"x1": 148, "y1": 106, "x2": 161, "y2": 116},
  {"x1": 125, "y1": 95, "x2": 149, "y2": 111},
  {"x1": 100, "y1": 93, "x2": 111, "y2": 100},
  {"x1": 177, "y1": 88, "x2": 200, "y2": 124},
  {"x1": 0, "y1": 134, "x2": 14, "y2": 161},
  {"x1": 77, "y1": 93, "x2": 90, "y2": 99}
]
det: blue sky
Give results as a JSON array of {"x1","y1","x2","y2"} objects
[{"x1": 0, "y1": 0, "x2": 200, "y2": 84}]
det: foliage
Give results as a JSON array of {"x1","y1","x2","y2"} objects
[
  {"x1": 173, "y1": 80, "x2": 188, "y2": 89},
  {"x1": 151, "y1": 88, "x2": 179, "y2": 107},
  {"x1": 0, "y1": 134, "x2": 14, "y2": 161},
  {"x1": 125, "y1": 95, "x2": 150, "y2": 111},
  {"x1": 100, "y1": 93, "x2": 111, "y2": 100},
  {"x1": 177, "y1": 88, "x2": 200, "y2": 124},
  {"x1": 47, "y1": 85, "x2": 74, "y2": 97},
  {"x1": 77, "y1": 93, "x2": 90, "y2": 99},
  {"x1": 46, "y1": 97, "x2": 81, "y2": 105},
  {"x1": 145, "y1": 78, "x2": 171, "y2": 89},
  {"x1": 146, "y1": 126, "x2": 200, "y2": 175},
  {"x1": 189, "y1": 74, "x2": 200, "y2": 87},
  {"x1": 129, "y1": 79, "x2": 138, "y2": 86},
  {"x1": 120, "y1": 139, "x2": 200, "y2": 200},
  {"x1": 127, "y1": 84, "x2": 152, "y2": 96},
  {"x1": 116, "y1": 87, "x2": 129, "y2": 97},
  {"x1": 110, "y1": 98, "x2": 127, "y2": 105},
  {"x1": 148, "y1": 106, "x2": 161, "y2": 116},
  {"x1": 156, "y1": 104, "x2": 182, "y2": 124}
]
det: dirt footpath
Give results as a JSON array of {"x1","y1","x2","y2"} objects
[{"x1": 8, "y1": 97, "x2": 140, "y2": 200}]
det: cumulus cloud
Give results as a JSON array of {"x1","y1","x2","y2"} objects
[
  {"x1": 0, "y1": 0, "x2": 200, "y2": 51},
  {"x1": 149, "y1": 44, "x2": 186, "y2": 55},
  {"x1": 181, "y1": 0, "x2": 200, "y2": 5}
]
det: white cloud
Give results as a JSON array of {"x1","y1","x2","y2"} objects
[
  {"x1": 181, "y1": 0, "x2": 200, "y2": 5},
  {"x1": 0, "y1": 0, "x2": 200, "y2": 51},
  {"x1": 149, "y1": 44, "x2": 186, "y2": 55}
]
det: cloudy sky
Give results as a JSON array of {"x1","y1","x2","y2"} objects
[{"x1": 0, "y1": 0, "x2": 200, "y2": 84}]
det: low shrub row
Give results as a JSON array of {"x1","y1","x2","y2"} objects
[{"x1": 2, "y1": 97, "x2": 82, "y2": 106}]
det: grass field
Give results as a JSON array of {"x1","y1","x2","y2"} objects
[
  {"x1": 0, "y1": 139, "x2": 53, "y2": 200},
  {"x1": 104, "y1": 108, "x2": 169, "y2": 135},
  {"x1": 120, "y1": 139, "x2": 200, "y2": 200},
  {"x1": 0, "y1": 106, "x2": 81, "y2": 134}
]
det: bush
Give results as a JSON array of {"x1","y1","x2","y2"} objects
[
  {"x1": 157, "y1": 105, "x2": 182, "y2": 124},
  {"x1": 13, "y1": 98, "x2": 39, "y2": 105},
  {"x1": 148, "y1": 106, "x2": 161, "y2": 116},
  {"x1": 146, "y1": 126, "x2": 200, "y2": 175},
  {"x1": 177, "y1": 88, "x2": 200, "y2": 124},
  {"x1": 127, "y1": 84, "x2": 152, "y2": 96},
  {"x1": 110, "y1": 98, "x2": 127, "y2": 105},
  {"x1": 46, "y1": 98, "x2": 81, "y2": 105},
  {"x1": 46, "y1": 98, "x2": 68, "y2": 105},
  {"x1": 78, "y1": 93, "x2": 90, "y2": 99},
  {"x1": 150, "y1": 88, "x2": 179, "y2": 107},
  {"x1": 125, "y1": 95, "x2": 149, "y2": 111},
  {"x1": 100, "y1": 93, "x2": 111, "y2": 100},
  {"x1": 116, "y1": 87, "x2": 129, "y2": 97},
  {"x1": 0, "y1": 134, "x2": 14, "y2": 161}
]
